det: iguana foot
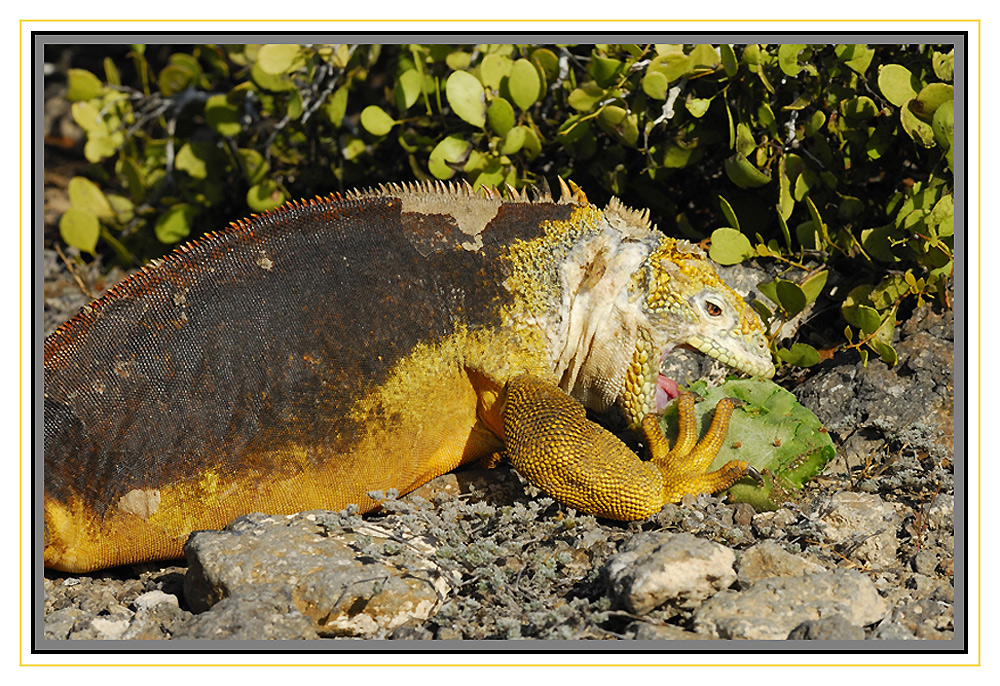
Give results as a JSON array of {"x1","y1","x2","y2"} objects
[{"x1": 641, "y1": 390, "x2": 755, "y2": 502}]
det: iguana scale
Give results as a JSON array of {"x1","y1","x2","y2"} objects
[{"x1": 43, "y1": 181, "x2": 774, "y2": 572}]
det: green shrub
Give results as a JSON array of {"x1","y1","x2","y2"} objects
[{"x1": 55, "y1": 43, "x2": 955, "y2": 368}]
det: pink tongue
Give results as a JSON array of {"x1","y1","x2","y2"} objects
[{"x1": 655, "y1": 374, "x2": 680, "y2": 412}]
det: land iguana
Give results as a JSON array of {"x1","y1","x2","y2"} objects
[{"x1": 43, "y1": 180, "x2": 775, "y2": 573}]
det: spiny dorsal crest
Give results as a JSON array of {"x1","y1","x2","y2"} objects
[{"x1": 602, "y1": 195, "x2": 656, "y2": 236}]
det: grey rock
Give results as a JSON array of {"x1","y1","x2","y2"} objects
[
  {"x1": 43, "y1": 607, "x2": 88, "y2": 640},
  {"x1": 173, "y1": 584, "x2": 320, "y2": 640},
  {"x1": 121, "y1": 600, "x2": 192, "y2": 640},
  {"x1": 807, "y1": 492, "x2": 900, "y2": 569},
  {"x1": 872, "y1": 598, "x2": 954, "y2": 640},
  {"x1": 736, "y1": 540, "x2": 826, "y2": 588},
  {"x1": 795, "y1": 305, "x2": 953, "y2": 471},
  {"x1": 132, "y1": 589, "x2": 180, "y2": 612},
  {"x1": 787, "y1": 614, "x2": 866, "y2": 640},
  {"x1": 183, "y1": 511, "x2": 457, "y2": 638},
  {"x1": 927, "y1": 493, "x2": 954, "y2": 531},
  {"x1": 631, "y1": 622, "x2": 714, "y2": 640},
  {"x1": 89, "y1": 615, "x2": 130, "y2": 640},
  {"x1": 750, "y1": 507, "x2": 798, "y2": 537},
  {"x1": 693, "y1": 569, "x2": 887, "y2": 640},
  {"x1": 911, "y1": 550, "x2": 941, "y2": 576},
  {"x1": 604, "y1": 532, "x2": 736, "y2": 615}
]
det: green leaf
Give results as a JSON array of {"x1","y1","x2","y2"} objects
[
  {"x1": 158, "y1": 64, "x2": 194, "y2": 96},
  {"x1": 103, "y1": 57, "x2": 121, "y2": 87},
  {"x1": 735, "y1": 122, "x2": 755, "y2": 157},
  {"x1": 900, "y1": 100, "x2": 936, "y2": 147},
  {"x1": 530, "y1": 48, "x2": 559, "y2": 80},
  {"x1": 724, "y1": 154, "x2": 771, "y2": 188},
  {"x1": 590, "y1": 55, "x2": 623, "y2": 86},
  {"x1": 246, "y1": 182, "x2": 286, "y2": 213},
  {"x1": 835, "y1": 44, "x2": 874, "y2": 75},
  {"x1": 70, "y1": 101, "x2": 102, "y2": 132},
  {"x1": 933, "y1": 49, "x2": 954, "y2": 82},
  {"x1": 445, "y1": 50, "x2": 471, "y2": 71},
  {"x1": 205, "y1": 94, "x2": 240, "y2": 136},
  {"x1": 508, "y1": 59, "x2": 542, "y2": 111},
  {"x1": 487, "y1": 97, "x2": 515, "y2": 136},
  {"x1": 106, "y1": 193, "x2": 134, "y2": 223},
  {"x1": 651, "y1": 52, "x2": 691, "y2": 82},
  {"x1": 66, "y1": 68, "x2": 104, "y2": 102},
  {"x1": 757, "y1": 280, "x2": 778, "y2": 305},
  {"x1": 257, "y1": 44, "x2": 301, "y2": 75},
  {"x1": 250, "y1": 61, "x2": 295, "y2": 93},
  {"x1": 429, "y1": 135, "x2": 471, "y2": 180},
  {"x1": 395, "y1": 68, "x2": 422, "y2": 112},
  {"x1": 118, "y1": 157, "x2": 146, "y2": 204},
  {"x1": 689, "y1": 44, "x2": 720, "y2": 72},
  {"x1": 360, "y1": 105, "x2": 396, "y2": 136},
  {"x1": 717, "y1": 195, "x2": 740, "y2": 231},
  {"x1": 642, "y1": 70, "x2": 669, "y2": 100},
  {"x1": 521, "y1": 126, "x2": 542, "y2": 160},
  {"x1": 499, "y1": 125, "x2": 527, "y2": 155},
  {"x1": 467, "y1": 154, "x2": 505, "y2": 189},
  {"x1": 82, "y1": 131, "x2": 123, "y2": 163},
  {"x1": 708, "y1": 227, "x2": 754, "y2": 265},
  {"x1": 751, "y1": 299, "x2": 773, "y2": 323},
  {"x1": 67, "y1": 176, "x2": 114, "y2": 218},
  {"x1": 777, "y1": 44, "x2": 806, "y2": 76},
  {"x1": 175, "y1": 142, "x2": 212, "y2": 179},
  {"x1": 869, "y1": 305, "x2": 899, "y2": 365},
  {"x1": 237, "y1": 148, "x2": 268, "y2": 185},
  {"x1": 870, "y1": 339, "x2": 898, "y2": 366},
  {"x1": 840, "y1": 96, "x2": 877, "y2": 120},
  {"x1": 804, "y1": 196, "x2": 829, "y2": 244},
  {"x1": 854, "y1": 305, "x2": 883, "y2": 335},
  {"x1": 685, "y1": 97, "x2": 712, "y2": 118},
  {"x1": 480, "y1": 53, "x2": 512, "y2": 90},
  {"x1": 340, "y1": 135, "x2": 366, "y2": 161},
  {"x1": 775, "y1": 280, "x2": 807, "y2": 317},
  {"x1": 568, "y1": 83, "x2": 605, "y2": 112},
  {"x1": 659, "y1": 379, "x2": 836, "y2": 510},
  {"x1": 778, "y1": 156, "x2": 795, "y2": 220},
  {"x1": 445, "y1": 70, "x2": 486, "y2": 128},
  {"x1": 154, "y1": 204, "x2": 196, "y2": 243},
  {"x1": 775, "y1": 342, "x2": 820, "y2": 367},
  {"x1": 58, "y1": 208, "x2": 100, "y2": 254},
  {"x1": 877, "y1": 64, "x2": 918, "y2": 107},
  {"x1": 776, "y1": 213, "x2": 792, "y2": 251},
  {"x1": 322, "y1": 86, "x2": 349, "y2": 127},
  {"x1": 598, "y1": 105, "x2": 626, "y2": 127},
  {"x1": 912, "y1": 83, "x2": 953, "y2": 122},
  {"x1": 720, "y1": 44, "x2": 739, "y2": 77},
  {"x1": 927, "y1": 193, "x2": 954, "y2": 230},
  {"x1": 861, "y1": 226, "x2": 902, "y2": 263},
  {"x1": 800, "y1": 270, "x2": 829, "y2": 305},
  {"x1": 662, "y1": 141, "x2": 697, "y2": 168},
  {"x1": 932, "y1": 100, "x2": 954, "y2": 150}
]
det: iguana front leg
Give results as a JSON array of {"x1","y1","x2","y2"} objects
[
  {"x1": 639, "y1": 390, "x2": 759, "y2": 502},
  {"x1": 500, "y1": 375, "x2": 754, "y2": 520}
]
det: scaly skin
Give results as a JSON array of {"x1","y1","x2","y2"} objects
[{"x1": 43, "y1": 180, "x2": 774, "y2": 572}]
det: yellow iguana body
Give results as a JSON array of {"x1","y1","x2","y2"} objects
[{"x1": 43, "y1": 181, "x2": 774, "y2": 572}]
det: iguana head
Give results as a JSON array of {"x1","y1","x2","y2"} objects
[
  {"x1": 616, "y1": 235, "x2": 774, "y2": 426},
  {"x1": 495, "y1": 186, "x2": 773, "y2": 425}
]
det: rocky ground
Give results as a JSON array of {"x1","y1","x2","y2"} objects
[{"x1": 40, "y1": 245, "x2": 957, "y2": 643}]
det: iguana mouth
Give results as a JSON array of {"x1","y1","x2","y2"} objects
[{"x1": 655, "y1": 372, "x2": 680, "y2": 411}]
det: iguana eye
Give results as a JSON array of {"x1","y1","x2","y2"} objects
[{"x1": 704, "y1": 299, "x2": 723, "y2": 317}]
